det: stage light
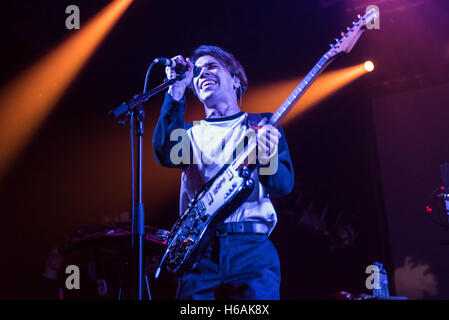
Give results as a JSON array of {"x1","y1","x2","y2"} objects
[
  {"x1": 364, "y1": 61, "x2": 375, "y2": 72},
  {"x1": 0, "y1": 0, "x2": 133, "y2": 180},
  {"x1": 243, "y1": 62, "x2": 369, "y2": 124}
]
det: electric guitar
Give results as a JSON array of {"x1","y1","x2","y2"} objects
[{"x1": 155, "y1": 9, "x2": 379, "y2": 278}]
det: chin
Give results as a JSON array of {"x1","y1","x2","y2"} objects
[{"x1": 199, "y1": 91, "x2": 215, "y2": 103}]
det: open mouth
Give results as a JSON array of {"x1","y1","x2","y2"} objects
[{"x1": 201, "y1": 79, "x2": 217, "y2": 90}]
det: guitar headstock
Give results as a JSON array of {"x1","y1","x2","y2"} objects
[{"x1": 326, "y1": 8, "x2": 378, "y2": 59}]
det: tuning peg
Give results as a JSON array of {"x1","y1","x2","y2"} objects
[
  {"x1": 329, "y1": 43, "x2": 334, "y2": 48},
  {"x1": 357, "y1": 14, "x2": 361, "y2": 19}
]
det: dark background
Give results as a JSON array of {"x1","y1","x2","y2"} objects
[{"x1": 0, "y1": 0, "x2": 448, "y2": 299}]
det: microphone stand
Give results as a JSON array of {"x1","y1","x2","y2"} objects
[{"x1": 108, "y1": 73, "x2": 185, "y2": 300}]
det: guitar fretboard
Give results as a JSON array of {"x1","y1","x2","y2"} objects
[
  {"x1": 270, "y1": 55, "x2": 332, "y2": 127},
  {"x1": 231, "y1": 53, "x2": 337, "y2": 170}
]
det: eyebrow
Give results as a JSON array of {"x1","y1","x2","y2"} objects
[{"x1": 196, "y1": 62, "x2": 219, "y2": 69}]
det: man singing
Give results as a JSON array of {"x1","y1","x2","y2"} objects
[{"x1": 152, "y1": 45, "x2": 294, "y2": 299}]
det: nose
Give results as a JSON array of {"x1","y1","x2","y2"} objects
[{"x1": 197, "y1": 66, "x2": 211, "y2": 78}]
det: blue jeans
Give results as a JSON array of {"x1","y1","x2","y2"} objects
[{"x1": 176, "y1": 232, "x2": 281, "y2": 300}]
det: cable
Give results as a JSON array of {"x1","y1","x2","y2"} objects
[{"x1": 143, "y1": 60, "x2": 157, "y2": 93}]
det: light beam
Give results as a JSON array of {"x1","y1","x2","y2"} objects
[
  {"x1": 0, "y1": 0, "x2": 133, "y2": 180},
  {"x1": 243, "y1": 62, "x2": 371, "y2": 124}
]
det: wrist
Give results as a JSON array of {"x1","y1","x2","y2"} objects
[{"x1": 168, "y1": 86, "x2": 186, "y2": 101}]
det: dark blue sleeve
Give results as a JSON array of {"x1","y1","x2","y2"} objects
[
  {"x1": 258, "y1": 113, "x2": 295, "y2": 198},
  {"x1": 152, "y1": 93, "x2": 192, "y2": 169}
]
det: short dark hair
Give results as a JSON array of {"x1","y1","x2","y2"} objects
[{"x1": 190, "y1": 45, "x2": 248, "y2": 101}]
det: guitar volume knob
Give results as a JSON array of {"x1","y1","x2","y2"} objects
[{"x1": 239, "y1": 167, "x2": 250, "y2": 178}]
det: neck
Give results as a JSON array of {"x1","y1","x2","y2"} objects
[{"x1": 204, "y1": 100, "x2": 241, "y2": 119}]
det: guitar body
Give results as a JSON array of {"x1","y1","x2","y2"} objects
[{"x1": 162, "y1": 164, "x2": 255, "y2": 275}]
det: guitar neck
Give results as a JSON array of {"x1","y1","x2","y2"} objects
[
  {"x1": 269, "y1": 53, "x2": 335, "y2": 127},
  {"x1": 231, "y1": 53, "x2": 338, "y2": 171}
]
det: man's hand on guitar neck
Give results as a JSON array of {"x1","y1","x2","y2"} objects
[{"x1": 256, "y1": 117, "x2": 281, "y2": 165}]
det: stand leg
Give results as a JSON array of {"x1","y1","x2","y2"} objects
[{"x1": 145, "y1": 275, "x2": 152, "y2": 300}]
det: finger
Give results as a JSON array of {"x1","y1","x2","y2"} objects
[
  {"x1": 186, "y1": 58, "x2": 194, "y2": 73},
  {"x1": 259, "y1": 124, "x2": 276, "y2": 132},
  {"x1": 263, "y1": 125, "x2": 280, "y2": 137},
  {"x1": 172, "y1": 55, "x2": 183, "y2": 61},
  {"x1": 165, "y1": 67, "x2": 172, "y2": 78},
  {"x1": 257, "y1": 117, "x2": 268, "y2": 127},
  {"x1": 269, "y1": 130, "x2": 280, "y2": 143},
  {"x1": 263, "y1": 138, "x2": 278, "y2": 154},
  {"x1": 258, "y1": 141, "x2": 268, "y2": 156},
  {"x1": 259, "y1": 127, "x2": 279, "y2": 141},
  {"x1": 258, "y1": 135, "x2": 270, "y2": 150},
  {"x1": 172, "y1": 55, "x2": 187, "y2": 66},
  {"x1": 268, "y1": 129, "x2": 281, "y2": 142},
  {"x1": 258, "y1": 130, "x2": 271, "y2": 145},
  {"x1": 258, "y1": 140, "x2": 277, "y2": 159},
  {"x1": 259, "y1": 131, "x2": 278, "y2": 147},
  {"x1": 268, "y1": 143, "x2": 278, "y2": 158},
  {"x1": 259, "y1": 135, "x2": 278, "y2": 150},
  {"x1": 166, "y1": 67, "x2": 176, "y2": 79},
  {"x1": 264, "y1": 126, "x2": 278, "y2": 135},
  {"x1": 269, "y1": 134, "x2": 279, "y2": 146}
]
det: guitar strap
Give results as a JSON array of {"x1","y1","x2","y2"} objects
[{"x1": 246, "y1": 112, "x2": 265, "y2": 130}]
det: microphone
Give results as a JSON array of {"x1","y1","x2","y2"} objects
[
  {"x1": 154, "y1": 57, "x2": 201, "y2": 77},
  {"x1": 437, "y1": 193, "x2": 449, "y2": 200}
]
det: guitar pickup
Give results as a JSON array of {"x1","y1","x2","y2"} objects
[
  {"x1": 206, "y1": 192, "x2": 214, "y2": 206},
  {"x1": 196, "y1": 200, "x2": 206, "y2": 214}
]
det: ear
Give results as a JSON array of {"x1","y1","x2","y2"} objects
[{"x1": 233, "y1": 75, "x2": 241, "y2": 91}]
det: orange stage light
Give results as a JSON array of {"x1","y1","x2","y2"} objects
[
  {"x1": 243, "y1": 62, "x2": 370, "y2": 124},
  {"x1": 0, "y1": 0, "x2": 133, "y2": 180},
  {"x1": 364, "y1": 61, "x2": 375, "y2": 72}
]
